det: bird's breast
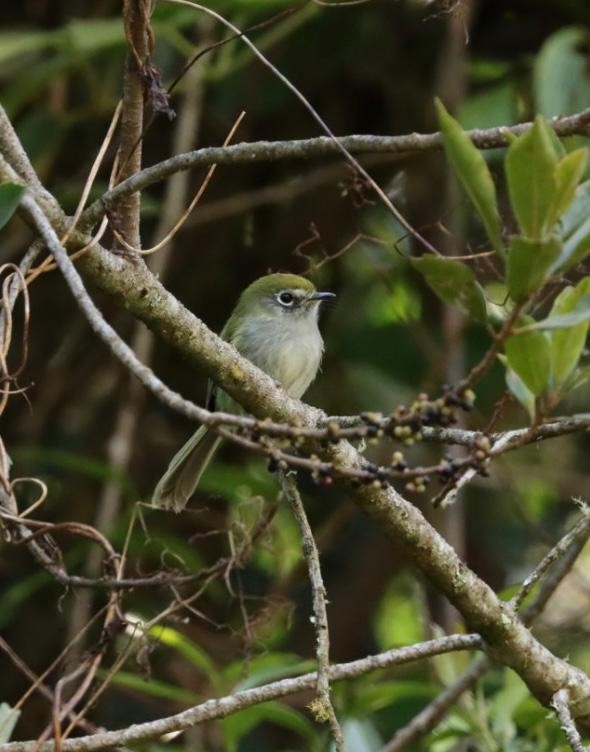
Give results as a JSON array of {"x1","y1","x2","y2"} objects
[{"x1": 233, "y1": 315, "x2": 324, "y2": 399}]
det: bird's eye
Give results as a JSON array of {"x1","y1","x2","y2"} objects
[{"x1": 278, "y1": 291, "x2": 295, "y2": 306}]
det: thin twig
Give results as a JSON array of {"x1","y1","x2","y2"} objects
[
  {"x1": 64, "y1": 40, "x2": 213, "y2": 654},
  {"x1": 280, "y1": 472, "x2": 344, "y2": 750},
  {"x1": 107, "y1": 0, "x2": 440, "y2": 256},
  {"x1": 82, "y1": 107, "x2": 590, "y2": 229},
  {"x1": 381, "y1": 656, "x2": 490, "y2": 752},
  {"x1": 510, "y1": 506, "x2": 590, "y2": 611},
  {"x1": 5, "y1": 136, "x2": 590, "y2": 731},
  {"x1": 0, "y1": 637, "x2": 96, "y2": 735},
  {"x1": 110, "y1": 111, "x2": 245, "y2": 255},
  {"x1": 0, "y1": 635, "x2": 482, "y2": 752},
  {"x1": 552, "y1": 689, "x2": 589, "y2": 752}
]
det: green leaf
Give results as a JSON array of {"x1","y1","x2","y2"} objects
[
  {"x1": 560, "y1": 218, "x2": 590, "y2": 271},
  {"x1": 560, "y1": 179, "x2": 590, "y2": 238},
  {"x1": 505, "y1": 116, "x2": 559, "y2": 240},
  {"x1": 64, "y1": 19, "x2": 124, "y2": 53},
  {"x1": 374, "y1": 577, "x2": 425, "y2": 649},
  {"x1": 221, "y1": 702, "x2": 315, "y2": 752},
  {"x1": 507, "y1": 235, "x2": 562, "y2": 300},
  {"x1": 105, "y1": 670, "x2": 200, "y2": 705},
  {"x1": 0, "y1": 183, "x2": 24, "y2": 230},
  {"x1": 563, "y1": 365, "x2": 590, "y2": 395},
  {"x1": 347, "y1": 679, "x2": 439, "y2": 719},
  {"x1": 340, "y1": 718, "x2": 384, "y2": 752},
  {"x1": 147, "y1": 624, "x2": 220, "y2": 683},
  {"x1": 412, "y1": 256, "x2": 487, "y2": 322},
  {"x1": 546, "y1": 149, "x2": 588, "y2": 229},
  {"x1": 505, "y1": 326, "x2": 551, "y2": 396},
  {"x1": 526, "y1": 294, "x2": 590, "y2": 330},
  {"x1": 11, "y1": 446, "x2": 135, "y2": 494},
  {"x1": 534, "y1": 27, "x2": 590, "y2": 118},
  {"x1": 555, "y1": 180, "x2": 590, "y2": 271},
  {"x1": 549, "y1": 279, "x2": 590, "y2": 385},
  {"x1": 224, "y1": 652, "x2": 314, "y2": 690},
  {"x1": 499, "y1": 354, "x2": 536, "y2": 420},
  {"x1": 459, "y1": 80, "x2": 517, "y2": 131},
  {"x1": 435, "y1": 99, "x2": 503, "y2": 255},
  {"x1": 0, "y1": 30, "x2": 56, "y2": 66},
  {"x1": 488, "y1": 671, "x2": 530, "y2": 744},
  {"x1": 0, "y1": 704, "x2": 20, "y2": 744}
]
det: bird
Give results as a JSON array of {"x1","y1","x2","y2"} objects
[{"x1": 152, "y1": 273, "x2": 335, "y2": 512}]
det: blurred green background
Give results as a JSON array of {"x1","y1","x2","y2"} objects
[{"x1": 2, "y1": 1, "x2": 590, "y2": 749}]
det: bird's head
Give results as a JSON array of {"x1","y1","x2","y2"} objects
[{"x1": 237, "y1": 273, "x2": 335, "y2": 321}]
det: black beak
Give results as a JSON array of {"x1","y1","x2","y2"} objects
[{"x1": 310, "y1": 291, "x2": 336, "y2": 302}]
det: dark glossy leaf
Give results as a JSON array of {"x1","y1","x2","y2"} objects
[
  {"x1": 505, "y1": 116, "x2": 558, "y2": 240},
  {"x1": 0, "y1": 182, "x2": 24, "y2": 230},
  {"x1": 505, "y1": 326, "x2": 551, "y2": 396},
  {"x1": 412, "y1": 255, "x2": 487, "y2": 322},
  {"x1": 548, "y1": 279, "x2": 590, "y2": 385},
  {"x1": 435, "y1": 98, "x2": 503, "y2": 255},
  {"x1": 507, "y1": 235, "x2": 562, "y2": 300}
]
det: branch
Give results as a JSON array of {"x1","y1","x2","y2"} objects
[
  {"x1": 0, "y1": 635, "x2": 482, "y2": 752},
  {"x1": 5, "y1": 117, "x2": 590, "y2": 726},
  {"x1": 82, "y1": 106, "x2": 590, "y2": 229},
  {"x1": 17, "y1": 183, "x2": 590, "y2": 724},
  {"x1": 115, "y1": 0, "x2": 150, "y2": 249},
  {"x1": 0, "y1": 105, "x2": 61, "y2": 216},
  {"x1": 552, "y1": 689, "x2": 590, "y2": 752},
  {"x1": 382, "y1": 655, "x2": 490, "y2": 752},
  {"x1": 280, "y1": 473, "x2": 344, "y2": 750},
  {"x1": 510, "y1": 507, "x2": 590, "y2": 611},
  {"x1": 383, "y1": 505, "x2": 590, "y2": 749}
]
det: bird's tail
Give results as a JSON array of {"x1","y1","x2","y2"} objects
[{"x1": 152, "y1": 426, "x2": 222, "y2": 512}]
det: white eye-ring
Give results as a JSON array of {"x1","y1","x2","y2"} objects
[{"x1": 277, "y1": 291, "x2": 295, "y2": 306}]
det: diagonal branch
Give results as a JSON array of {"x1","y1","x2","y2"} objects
[
  {"x1": 382, "y1": 655, "x2": 490, "y2": 752},
  {"x1": 383, "y1": 505, "x2": 590, "y2": 750},
  {"x1": 15, "y1": 181, "x2": 590, "y2": 727},
  {"x1": 4, "y1": 118, "x2": 590, "y2": 727},
  {"x1": 81, "y1": 106, "x2": 590, "y2": 230},
  {"x1": 0, "y1": 635, "x2": 482, "y2": 752}
]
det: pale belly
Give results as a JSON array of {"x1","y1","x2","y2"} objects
[{"x1": 231, "y1": 315, "x2": 324, "y2": 400}]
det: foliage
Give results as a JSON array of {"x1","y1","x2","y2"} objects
[
  {"x1": 2, "y1": 4, "x2": 590, "y2": 752},
  {"x1": 421, "y1": 104, "x2": 590, "y2": 417}
]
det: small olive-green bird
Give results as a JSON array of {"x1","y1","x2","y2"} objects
[{"x1": 152, "y1": 273, "x2": 335, "y2": 512}]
